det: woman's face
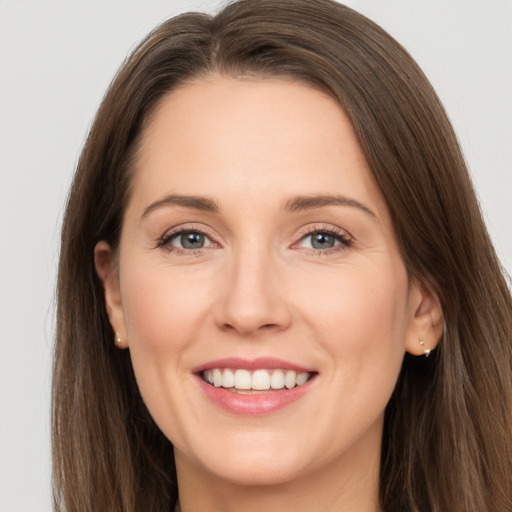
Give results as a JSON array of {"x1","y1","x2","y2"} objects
[{"x1": 98, "y1": 76, "x2": 432, "y2": 488}]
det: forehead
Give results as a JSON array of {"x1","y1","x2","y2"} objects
[{"x1": 128, "y1": 75, "x2": 388, "y2": 220}]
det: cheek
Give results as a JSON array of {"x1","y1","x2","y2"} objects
[
  {"x1": 118, "y1": 260, "x2": 208, "y2": 414},
  {"x1": 318, "y1": 262, "x2": 406, "y2": 335},
  {"x1": 294, "y1": 258, "x2": 409, "y2": 382},
  {"x1": 118, "y1": 260, "x2": 212, "y2": 443},
  {"x1": 298, "y1": 259, "x2": 410, "y2": 448},
  {"x1": 120, "y1": 261, "x2": 209, "y2": 353}
]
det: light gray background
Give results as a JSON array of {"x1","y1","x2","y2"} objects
[{"x1": 1, "y1": 1, "x2": 511, "y2": 510}]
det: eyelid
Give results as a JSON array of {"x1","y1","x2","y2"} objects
[
  {"x1": 155, "y1": 224, "x2": 220, "y2": 251},
  {"x1": 295, "y1": 224, "x2": 353, "y2": 240},
  {"x1": 292, "y1": 224, "x2": 354, "y2": 252},
  {"x1": 154, "y1": 222, "x2": 353, "y2": 255}
]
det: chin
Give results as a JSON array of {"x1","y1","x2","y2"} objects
[
  {"x1": 175, "y1": 430, "x2": 317, "y2": 487},
  {"x1": 204, "y1": 455, "x2": 312, "y2": 487}
]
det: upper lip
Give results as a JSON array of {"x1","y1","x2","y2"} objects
[{"x1": 191, "y1": 357, "x2": 315, "y2": 374}]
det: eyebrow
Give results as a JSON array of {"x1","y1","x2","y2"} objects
[
  {"x1": 141, "y1": 194, "x2": 220, "y2": 218},
  {"x1": 284, "y1": 195, "x2": 376, "y2": 217},
  {"x1": 141, "y1": 193, "x2": 375, "y2": 219}
]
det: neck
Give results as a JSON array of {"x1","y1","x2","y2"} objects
[{"x1": 174, "y1": 427, "x2": 382, "y2": 512}]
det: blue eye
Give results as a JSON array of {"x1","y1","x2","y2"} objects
[
  {"x1": 298, "y1": 229, "x2": 352, "y2": 252},
  {"x1": 159, "y1": 230, "x2": 214, "y2": 251},
  {"x1": 308, "y1": 232, "x2": 337, "y2": 249},
  {"x1": 178, "y1": 231, "x2": 206, "y2": 249}
]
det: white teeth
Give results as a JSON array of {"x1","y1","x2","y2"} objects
[
  {"x1": 223, "y1": 368, "x2": 235, "y2": 388},
  {"x1": 234, "y1": 369, "x2": 252, "y2": 390},
  {"x1": 213, "y1": 368, "x2": 223, "y2": 387},
  {"x1": 203, "y1": 368, "x2": 312, "y2": 391},
  {"x1": 284, "y1": 370, "x2": 297, "y2": 389},
  {"x1": 270, "y1": 369, "x2": 285, "y2": 389},
  {"x1": 252, "y1": 369, "x2": 271, "y2": 390},
  {"x1": 296, "y1": 372, "x2": 309, "y2": 386}
]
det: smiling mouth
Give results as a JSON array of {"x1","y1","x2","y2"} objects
[{"x1": 201, "y1": 368, "x2": 315, "y2": 393}]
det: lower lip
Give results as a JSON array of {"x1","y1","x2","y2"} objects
[{"x1": 196, "y1": 376, "x2": 315, "y2": 416}]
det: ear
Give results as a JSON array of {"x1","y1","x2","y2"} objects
[
  {"x1": 405, "y1": 279, "x2": 444, "y2": 357},
  {"x1": 94, "y1": 241, "x2": 128, "y2": 348}
]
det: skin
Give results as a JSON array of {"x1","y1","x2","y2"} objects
[{"x1": 95, "y1": 75, "x2": 442, "y2": 512}]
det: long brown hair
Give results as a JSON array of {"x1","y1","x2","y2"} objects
[{"x1": 53, "y1": 1, "x2": 512, "y2": 510}]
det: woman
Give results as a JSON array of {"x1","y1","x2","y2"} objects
[{"x1": 52, "y1": 0, "x2": 512, "y2": 511}]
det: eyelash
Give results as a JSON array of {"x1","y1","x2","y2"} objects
[
  {"x1": 156, "y1": 225, "x2": 217, "y2": 255},
  {"x1": 156, "y1": 224, "x2": 353, "y2": 256},
  {"x1": 294, "y1": 225, "x2": 353, "y2": 255}
]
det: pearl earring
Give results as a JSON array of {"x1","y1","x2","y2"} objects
[{"x1": 418, "y1": 339, "x2": 431, "y2": 357}]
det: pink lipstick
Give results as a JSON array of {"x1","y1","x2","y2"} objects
[{"x1": 193, "y1": 357, "x2": 317, "y2": 416}]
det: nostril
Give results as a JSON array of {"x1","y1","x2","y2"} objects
[
  {"x1": 213, "y1": 282, "x2": 293, "y2": 335},
  {"x1": 220, "y1": 321, "x2": 282, "y2": 336}
]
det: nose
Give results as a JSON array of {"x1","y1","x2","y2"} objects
[{"x1": 214, "y1": 247, "x2": 292, "y2": 337}]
